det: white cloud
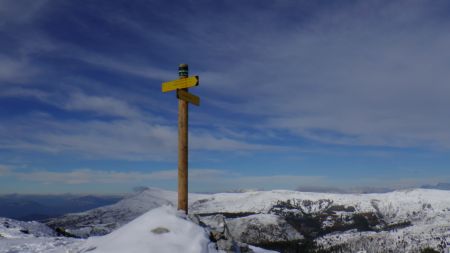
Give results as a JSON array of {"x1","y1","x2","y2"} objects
[
  {"x1": 0, "y1": 87, "x2": 49, "y2": 100},
  {"x1": 0, "y1": 112, "x2": 285, "y2": 161},
  {"x1": 64, "y1": 92, "x2": 143, "y2": 119},
  {"x1": 12, "y1": 168, "x2": 227, "y2": 185},
  {"x1": 190, "y1": 132, "x2": 289, "y2": 152},
  {"x1": 0, "y1": 56, "x2": 39, "y2": 84},
  {"x1": 72, "y1": 53, "x2": 175, "y2": 82},
  {"x1": 2, "y1": 0, "x2": 450, "y2": 163},
  {"x1": 188, "y1": 1, "x2": 450, "y2": 149}
]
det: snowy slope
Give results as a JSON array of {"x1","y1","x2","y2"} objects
[
  {"x1": 0, "y1": 217, "x2": 80, "y2": 253},
  {"x1": 47, "y1": 187, "x2": 209, "y2": 237},
  {"x1": 0, "y1": 217, "x2": 55, "y2": 238}
]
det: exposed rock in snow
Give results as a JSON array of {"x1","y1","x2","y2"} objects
[
  {"x1": 226, "y1": 214, "x2": 303, "y2": 245},
  {"x1": 194, "y1": 214, "x2": 254, "y2": 252}
]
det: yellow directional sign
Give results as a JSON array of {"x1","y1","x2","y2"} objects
[
  {"x1": 161, "y1": 76, "x2": 199, "y2": 92},
  {"x1": 177, "y1": 89, "x2": 200, "y2": 106}
]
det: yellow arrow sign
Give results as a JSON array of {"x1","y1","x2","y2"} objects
[
  {"x1": 162, "y1": 76, "x2": 199, "y2": 92},
  {"x1": 177, "y1": 89, "x2": 200, "y2": 106}
]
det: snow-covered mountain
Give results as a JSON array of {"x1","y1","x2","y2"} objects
[
  {"x1": 46, "y1": 187, "x2": 209, "y2": 237},
  {"x1": 190, "y1": 188, "x2": 450, "y2": 252},
  {"x1": 1, "y1": 188, "x2": 449, "y2": 252}
]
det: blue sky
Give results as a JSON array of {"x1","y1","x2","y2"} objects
[{"x1": 1, "y1": 0, "x2": 450, "y2": 194}]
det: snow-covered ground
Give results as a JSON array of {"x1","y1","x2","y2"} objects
[
  {"x1": 0, "y1": 217, "x2": 55, "y2": 238},
  {"x1": 317, "y1": 223, "x2": 450, "y2": 252},
  {"x1": 0, "y1": 206, "x2": 274, "y2": 253},
  {"x1": 0, "y1": 217, "x2": 79, "y2": 253}
]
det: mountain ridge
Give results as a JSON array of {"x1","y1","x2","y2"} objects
[{"x1": 44, "y1": 187, "x2": 450, "y2": 252}]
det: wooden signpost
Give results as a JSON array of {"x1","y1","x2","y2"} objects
[{"x1": 161, "y1": 64, "x2": 200, "y2": 214}]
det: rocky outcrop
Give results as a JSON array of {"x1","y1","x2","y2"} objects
[
  {"x1": 190, "y1": 214, "x2": 253, "y2": 253},
  {"x1": 226, "y1": 214, "x2": 303, "y2": 245}
]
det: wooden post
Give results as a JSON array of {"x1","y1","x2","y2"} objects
[
  {"x1": 178, "y1": 63, "x2": 189, "y2": 213},
  {"x1": 161, "y1": 64, "x2": 199, "y2": 214}
]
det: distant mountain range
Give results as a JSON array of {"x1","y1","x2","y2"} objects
[
  {"x1": 295, "y1": 182, "x2": 450, "y2": 193},
  {"x1": 421, "y1": 182, "x2": 450, "y2": 190},
  {"x1": 1, "y1": 182, "x2": 448, "y2": 223},
  {"x1": 0, "y1": 194, "x2": 122, "y2": 221},
  {"x1": 295, "y1": 186, "x2": 394, "y2": 194}
]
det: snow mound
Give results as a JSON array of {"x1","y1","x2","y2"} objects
[{"x1": 77, "y1": 205, "x2": 220, "y2": 253}]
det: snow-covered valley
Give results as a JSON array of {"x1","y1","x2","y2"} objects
[{"x1": 0, "y1": 188, "x2": 449, "y2": 252}]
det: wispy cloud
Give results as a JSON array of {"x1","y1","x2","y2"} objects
[
  {"x1": 0, "y1": 0, "x2": 49, "y2": 26},
  {"x1": 11, "y1": 168, "x2": 226, "y2": 184},
  {"x1": 77, "y1": 54, "x2": 175, "y2": 82},
  {"x1": 0, "y1": 56, "x2": 40, "y2": 84},
  {"x1": 0, "y1": 113, "x2": 286, "y2": 161},
  {"x1": 64, "y1": 92, "x2": 143, "y2": 119},
  {"x1": 187, "y1": 1, "x2": 450, "y2": 149},
  {"x1": 3, "y1": 0, "x2": 450, "y2": 150}
]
